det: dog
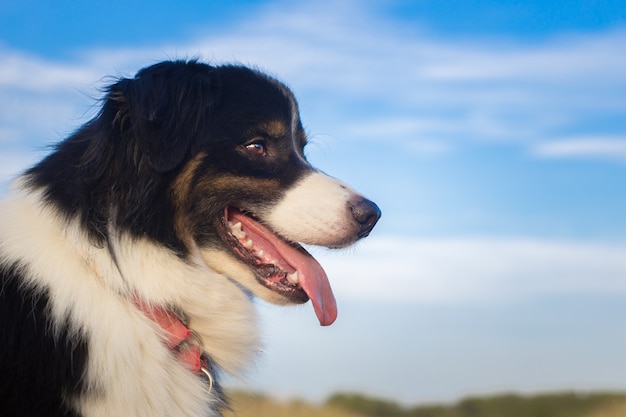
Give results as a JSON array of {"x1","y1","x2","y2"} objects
[{"x1": 0, "y1": 60, "x2": 380, "y2": 417}]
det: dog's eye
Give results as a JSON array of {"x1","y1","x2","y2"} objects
[{"x1": 244, "y1": 140, "x2": 266, "y2": 156}]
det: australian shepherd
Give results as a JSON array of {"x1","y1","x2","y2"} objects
[{"x1": 0, "y1": 60, "x2": 380, "y2": 417}]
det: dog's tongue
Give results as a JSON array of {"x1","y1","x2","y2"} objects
[
  {"x1": 272, "y1": 238, "x2": 338, "y2": 327},
  {"x1": 230, "y1": 210, "x2": 337, "y2": 326}
]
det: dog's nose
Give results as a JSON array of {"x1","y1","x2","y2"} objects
[{"x1": 349, "y1": 197, "x2": 381, "y2": 239}]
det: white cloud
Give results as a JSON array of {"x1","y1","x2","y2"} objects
[
  {"x1": 316, "y1": 236, "x2": 626, "y2": 303},
  {"x1": 0, "y1": 49, "x2": 97, "y2": 92},
  {"x1": 533, "y1": 136, "x2": 626, "y2": 161},
  {"x1": 416, "y1": 32, "x2": 626, "y2": 84}
]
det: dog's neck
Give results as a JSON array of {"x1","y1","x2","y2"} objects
[{"x1": 82, "y1": 249, "x2": 215, "y2": 388}]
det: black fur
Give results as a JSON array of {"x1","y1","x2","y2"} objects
[{"x1": 0, "y1": 264, "x2": 88, "y2": 417}]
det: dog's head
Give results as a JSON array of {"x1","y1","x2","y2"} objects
[{"x1": 63, "y1": 60, "x2": 381, "y2": 325}]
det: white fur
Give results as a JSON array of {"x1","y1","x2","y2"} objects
[
  {"x1": 264, "y1": 171, "x2": 361, "y2": 247},
  {"x1": 0, "y1": 183, "x2": 259, "y2": 417}
]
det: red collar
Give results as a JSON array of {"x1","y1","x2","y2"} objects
[{"x1": 133, "y1": 298, "x2": 211, "y2": 381}]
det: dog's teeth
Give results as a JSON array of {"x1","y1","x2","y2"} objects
[
  {"x1": 287, "y1": 271, "x2": 299, "y2": 284},
  {"x1": 244, "y1": 239, "x2": 254, "y2": 249},
  {"x1": 255, "y1": 250, "x2": 265, "y2": 258},
  {"x1": 229, "y1": 222, "x2": 247, "y2": 239}
]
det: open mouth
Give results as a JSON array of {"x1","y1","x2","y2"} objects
[{"x1": 220, "y1": 206, "x2": 337, "y2": 326}]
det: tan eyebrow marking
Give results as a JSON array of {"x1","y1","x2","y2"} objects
[{"x1": 261, "y1": 120, "x2": 288, "y2": 138}]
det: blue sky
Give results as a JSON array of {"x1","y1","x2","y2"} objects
[{"x1": 2, "y1": 0, "x2": 626, "y2": 405}]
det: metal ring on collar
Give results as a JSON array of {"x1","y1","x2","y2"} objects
[{"x1": 200, "y1": 366, "x2": 214, "y2": 392}]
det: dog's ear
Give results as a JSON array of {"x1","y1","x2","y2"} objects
[{"x1": 113, "y1": 62, "x2": 216, "y2": 173}]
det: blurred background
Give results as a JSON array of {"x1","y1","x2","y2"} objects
[{"x1": 2, "y1": 0, "x2": 626, "y2": 414}]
